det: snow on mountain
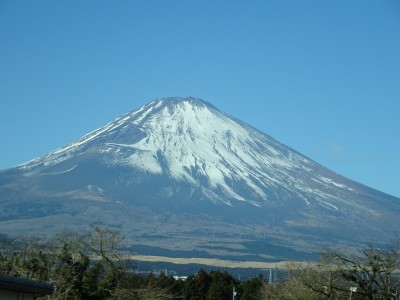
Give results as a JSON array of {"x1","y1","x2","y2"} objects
[
  {"x1": 2, "y1": 96, "x2": 400, "y2": 259},
  {"x1": 16, "y1": 97, "x2": 384, "y2": 214}
]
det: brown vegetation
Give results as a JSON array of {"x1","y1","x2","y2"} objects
[{"x1": 1, "y1": 226, "x2": 400, "y2": 299}]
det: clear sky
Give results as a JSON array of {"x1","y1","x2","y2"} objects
[{"x1": 0, "y1": 1, "x2": 399, "y2": 197}]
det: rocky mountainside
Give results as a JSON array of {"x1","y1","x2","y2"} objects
[{"x1": 1, "y1": 97, "x2": 399, "y2": 261}]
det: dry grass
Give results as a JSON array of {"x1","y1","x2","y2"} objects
[{"x1": 128, "y1": 255, "x2": 308, "y2": 269}]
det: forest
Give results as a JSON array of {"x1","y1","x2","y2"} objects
[{"x1": 1, "y1": 226, "x2": 400, "y2": 300}]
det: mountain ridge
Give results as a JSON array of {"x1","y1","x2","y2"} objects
[{"x1": 1, "y1": 97, "x2": 399, "y2": 260}]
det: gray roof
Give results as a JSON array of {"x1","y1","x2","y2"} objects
[{"x1": 0, "y1": 274, "x2": 53, "y2": 295}]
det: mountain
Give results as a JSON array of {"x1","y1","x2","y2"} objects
[{"x1": 1, "y1": 97, "x2": 399, "y2": 261}]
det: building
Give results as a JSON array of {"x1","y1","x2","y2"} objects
[{"x1": 0, "y1": 274, "x2": 53, "y2": 300}]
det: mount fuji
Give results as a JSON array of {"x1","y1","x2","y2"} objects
[{"x1": 1, "y1": 97, "x2": 399, "y2": 261}]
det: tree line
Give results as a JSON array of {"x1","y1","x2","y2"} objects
[{"x1": 1, "y1": 226, "x2": 400, "y2": 299}]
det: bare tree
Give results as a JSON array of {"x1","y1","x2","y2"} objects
[
  {"x1": 259, "y1": 242, "x2": 400, "y2": 300},
  {"x1": 259, "y1": 277, "x2": 322, "y2": 300},
  {"x1": 324, "y1": 242, "x2": 400, "y2": 299}
]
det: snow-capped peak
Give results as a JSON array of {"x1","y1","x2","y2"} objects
[{"x1": 17, "y1": 97, "x2": 368, "y2": 210}]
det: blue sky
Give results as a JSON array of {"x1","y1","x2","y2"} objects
[{"x1": 0, "y1": 1, "x2": 399, "y2": 197}]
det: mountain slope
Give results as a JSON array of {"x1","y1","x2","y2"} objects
[{"x1": 1, "y1": 97, "x2": 399, "y2": 260}]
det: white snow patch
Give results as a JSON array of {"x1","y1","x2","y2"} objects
[
  {"x1": 317, "y1": 176, "x2": 348, "y2": 189},
  {"x1": 38, "y1": 165, "x2": 78, "y2": 176},
  {"x1": 319, "y1": 200, "x2": 339, "y2": 211}
]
